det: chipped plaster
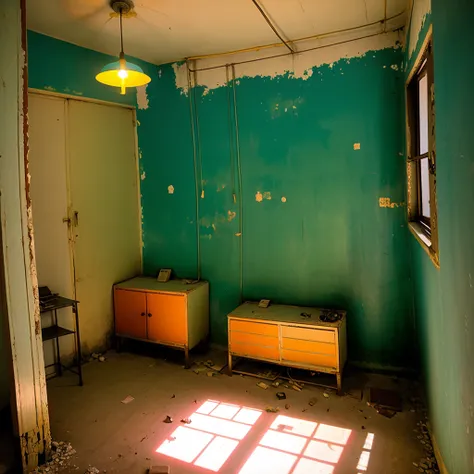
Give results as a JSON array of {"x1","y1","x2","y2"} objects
[
  {"x1": 408, "y1": 0, "x2": 431, "y2": 58},
  {"x1": 173, "y1": 28, "x2": 403, "y2": 94},
  {"x1": 136, "y1": 85, "x2": 149, "y2": 110}
]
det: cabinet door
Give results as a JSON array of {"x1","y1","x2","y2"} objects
[
  {"x1": 114, "y1": 289, "x2": 147, "y2": 339},
  {"x1": 146, "y1": 293, "x2": 186, "y2": 344}
]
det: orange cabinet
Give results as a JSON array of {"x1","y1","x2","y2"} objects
[
  {"x1": 114, "y1": 277, "x2": 209, "y2": 366},
  {"x1": 228, "y1": 302, "x2": 347, "y2": 392}
]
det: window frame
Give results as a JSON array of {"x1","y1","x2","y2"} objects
[{"x1": 406, "y1": 28, "x2": 439, "y2": 267}]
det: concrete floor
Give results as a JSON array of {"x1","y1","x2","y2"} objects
[{"x1": 43, "y1": 350, "x2": 436, "y2": 474}]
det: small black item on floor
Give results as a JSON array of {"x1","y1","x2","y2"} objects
[
  {"x1": 163, "y1": 416, "x2": 173, "y2": 423},
  {"x1": 369, "y1": 387, "x2": 402, "y2": 412},
  {"x1": 276, "y1": 392, "x2": 286, "y2": 400}
]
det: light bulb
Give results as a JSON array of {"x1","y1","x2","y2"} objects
[{"x1": 118, "y1": 69, "x2": 128, "y2": 79}]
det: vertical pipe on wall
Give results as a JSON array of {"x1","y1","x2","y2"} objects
[
  {"x1": 231, "y1": 65, "x2": 244, "y2": 303},
  {"x1": 186, "y1": 61, "x2": 201, "y2": 280},
  {"x1": 225, "y1": 65, "x2": 237, "y2": 203}
]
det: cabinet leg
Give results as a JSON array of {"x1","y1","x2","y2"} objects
[
  {"x1": 184, "y1": 346, "x2": 190, "y2": 369},
  {"x1": 336, "y1": 373, "x2": 342, "y2": 395},
  {"x1": 228, "y1": 353, "x2": 233, "y2": 376}
]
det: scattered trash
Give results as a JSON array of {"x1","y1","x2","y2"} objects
[
  {"x1": 207, "y1": 371, "x2": 214, "y2": 377},
  {"x1": 272, "y1": 381, "x2": 280, "y2": 388},
  {"x1": 361, "y1": 426, "x2": 366, "y2": 430},
  {"x1": 180, "y1": 418, "x2": 192, "y2": 424},
  {"x1": 308, "y1": 397, "x2": 317, "y2": 407},
  {"x1": 285, "y1": 404, "x2": 290, "y2": 410},
  {"x1": 257, "y1": 382, "x2": 269, "y2": 390},
  {"x1": 91, "y1": 353, "x2": 100, "y2": 359},
  {"x1": 31, "y1": 441, "x2": 76, "y2": 474},
  {"x1": 121, "y1": 395, "x2": 135, "y2": 404},
  {"x1": 327, "y1": 408, "x2": 330, "y2": 412},
  {"x1": 140, "y1": 435, "x2": 147, "y2": 442},
  {"x1": 265, "y1": 406, "x2": 279, "y2": 413},
  {"x1": 206, "y1": 360, "x2": 214, "y2": 366},
  {"x1": 85, "y1": 467, "x2": 100, "y2": 474},
  {"x1": 276, "y1": 392, "x2": 286, "y2": 400},
  {"x1": 302, "y1": 408, "x2": 308, "y2": 413},
  {"x1": 171, "y1": 394, "x2": 175, "y2": 399},
  {"x1": 375, "y1": 406, "x2": 396, "y2": 418},
  {"x1": 98, "y1": 356, "x2": 106, "y2": 362},
  {"x1": 290, "y1": 381, "x2": 303, "y2": 392},
  {"x1": 163, "y1": 416, "x2": 173, "y2": 423},
  {"x1": 323, "y1": 392, "x2": 330, "y2": 398}
]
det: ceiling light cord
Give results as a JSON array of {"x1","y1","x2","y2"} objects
[
  {"x1": 251, "y1": 0, "x2": 294, "y2": 53},
  {"x1": 119, "y1": 8, "x2": 124, "y2": 55}
]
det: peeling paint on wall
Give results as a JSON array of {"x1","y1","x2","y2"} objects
[
  {"x1": 173, "y1": 30, "x2": 403, "y2": 94},
  {"x1": 408, "y1": 0, "x2": 431, "y2": 58},
  {"x1": 140, "y1": 171, "x2": 146, "y2": 181},
  {"x1": 136, "y1": 85, "x2": 149, "y2": 110},
  {"x1": 263, "y1": 191, "x2": 272, "y2": 200},
  {"x1": 168, "y1": 185, "x2": 174, "y2": 194},
  {"x1": 227, "y1": 210, "x2": 236, "y2": 222},
  {"x1": 379, "y1": 197, "x2": 405, "y2": 208},
  {"x1": 353, "y1": 143, "x2": 361, "y2": 150},
  {"x1": 281, "y1": 196, "x2": 287, "y2": 203},
  {"x1": 255, "y1": 191, "x2": 263, "y2": 202}
]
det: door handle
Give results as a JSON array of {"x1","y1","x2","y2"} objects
[
  {"x1": 147, "y1": 313, "x2": 152, "y2": 318},
  {"x1": 140, "y1": 312, "x2": 145, "y2": 317}
]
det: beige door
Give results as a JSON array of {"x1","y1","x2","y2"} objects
[
  {"x1": 28, "y1": 93, "x2": 74, "y2": 370},
  {"x1": 67, "y1": 100, "x2": 141, "y2": 352}
]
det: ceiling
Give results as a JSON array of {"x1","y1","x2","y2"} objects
[{"x1": 27, "y1": 0, "x2": 408, "y2": 65}]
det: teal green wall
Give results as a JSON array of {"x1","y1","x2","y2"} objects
[
  {"x1": 408, "y1": 0, "x2": 474, "y2": 471},
  {"x1": 27, "y1": 31, "x2": 416, "y2": 369},
  {"x1": 140, "y1": 47, "x2": 416, "y2": 368}
]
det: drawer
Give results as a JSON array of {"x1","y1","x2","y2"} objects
[
  {"x1": 230, "y1": 341, "x2": 279, "y2": 361},
  {"x1": 281, "y1": 338, "x2": 336, "y2": 356},
  {"x1": 229, "y1": 319, "x2": 278, "y2": 337},
  {"x1": 281, "y1": 326, "x2": 335, "y2": 344},
  {"x1": 230, "y1": 331, "x2": 278, "y2": 348},
  {"x1": 281, "y1": 349, "x2": 337, "y2": 370}
]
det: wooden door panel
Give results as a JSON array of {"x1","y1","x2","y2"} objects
[
  {"x1": 114, "y1": 289, "x2": 146, "y2": 339},
  {"x1": 147, "y1": 293, "x2": 186, "y2": 344}
]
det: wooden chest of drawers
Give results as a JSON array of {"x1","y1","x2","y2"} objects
[
  {"x1": 114, "y1": 277, "x2": 209, "y2": 367},
  {"x1": 228, "y1": 302, "x2": 347, "y2": 391}
]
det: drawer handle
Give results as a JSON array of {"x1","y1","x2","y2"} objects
[
  {"x1": 147, "y1": 313, "x2": 152, "y2": 318},
  {"x1": 140, "y1": 312, "x2": 145, "y2": 317}
]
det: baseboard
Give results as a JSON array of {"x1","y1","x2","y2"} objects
[
  {"x1": 431, "y1": 434, "x2": 449, "y2": 474},
  {"x1": 348, "y1": 360, "x2": 417, "y2": 375}
]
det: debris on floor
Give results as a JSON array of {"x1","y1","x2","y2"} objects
[
  {"x1": 163, "y1": 416, "x2": 173, "y2": 423},
  {"x1": 272, "y1": 380, "x2": 280, "y2": 387},
  {"x1": 207, "y1": 371, "x2": 215, "y2": 377},
  {"x1": 180, "y1": 418, "x2": 191, "y2": 424},
  {"x1": 375, "y1": 406, "x2": 397, "y2": 418},
  {"x1": 289, "y1": 381, "x2": 303, "y2": 391},
  {"x1": 257, "y1": 381, "x2": 269, "y2": 390},
  {"x1": 276, "y1": 392, "x2": 286, "y2": 400},
  {"x1": 98, "y1": 356, "x2": 106, "y2": 362},
  {"x1": 121, "y1": 395, "x2": 135, "y2": 404},
  {"x1": 285, "y1": 403, "x2": 290, "y2": 410},
  {"x1": 85, "y1": 467, "x2": 100, "y2": 473},
  {"x1": 323, "y1": 392, "x2": 330, "y2": 398},
  {"x1": 308, "y1": 397, "x2": 317, "y2": 406},
  {"x1": 30, "y1": 441, "x2": 76, "y2": 474},
  {"x1": 265, "y1": 406, "x2": 279, "y2": 413}
]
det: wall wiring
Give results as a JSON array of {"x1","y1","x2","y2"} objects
[
  {"x1": 225, "y1": 65, "x2": 237, "y2": 203},
  {"x1": 188, "y1": 27, "x2": 402, "y2": 74},
  {"x1": 251, "y1": 0, "x2": 294, "y2": 53},
  {"x1": 231, "y1": 64, "x2": 244, "y2": 304},
  {"x1": 192, "y1": 68, "x2": 204, "y2": 197},
  {"x1": 184, "y1": 11, "x2": 405, "y2": 62},
  {"x1": 186, "y1": 61, "x2": 201, "y2": 281}
]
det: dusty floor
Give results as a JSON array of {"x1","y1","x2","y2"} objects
[{"x1": 43, "y1": 350, "x2": 437, "y2": 474}]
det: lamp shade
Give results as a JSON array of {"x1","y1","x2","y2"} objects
[{"x1": 96, "y1": 59, "x2": 151, "y2": 94}]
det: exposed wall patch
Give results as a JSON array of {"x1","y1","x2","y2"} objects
[
  {"x1": 168, "y1": 185, "x2": 175, "y2": 194},
  {"x1": 173, "y1": 30, "x2": 402, "y2": 93},
  {"x1": 263, "y1": 191, "x2": 272, "y2": 200},
  {"x1": 354, "y1": 143, "x2": 361, "y2": 150},
  {"x1": 408, "y1": 0, "x2": 431, "y2": 58},
  {"x1": 140, "y1": 171, "x2": 146, "y2": 180},
  {"x1": 379, "y1": 197, "x2": 405, "y2": 208},
  {"x1": 255, "y1": 191, "x2": 263, "y2": 202},
  {"x1": 136, "y1": 85, "x2": 149, "y2": 110},
  {"x1": 281, "y1": 197, "x2": 287, "y2": 203},
  {"x1": 227, "y1": 210, "x2": 236, "y2": 222}
]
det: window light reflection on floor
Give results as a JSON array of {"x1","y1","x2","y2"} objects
[
  {"x1": 357, "y1": 432, "x2": 375, "y2": 472},
  {"x1": 156, "y1": 400, "x2": 262, "y2": 472},
  {"x1": 239, "y1": 415, "x2": 354, "y2": 474}
]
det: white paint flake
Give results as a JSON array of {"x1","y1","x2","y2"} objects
[
  {"x1": 408, "y1": 0, "x2": 431, "y2": 58},
  {"x1": 140, "y1": 171, "x2": 146, "y2": 180},
  {"x1": 136, "y1": 85, "x2": 149, "y2": 110},
  {"x1": 168, "y1": 185, "x2": 175, "y2": 194},
  {"x1": 173, "y1": 29, "x2": 403, "y2": 94}
]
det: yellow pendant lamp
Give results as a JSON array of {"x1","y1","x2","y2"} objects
[{"x1": 96, "y1": 0, "x2": 151, "y2": 95}]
